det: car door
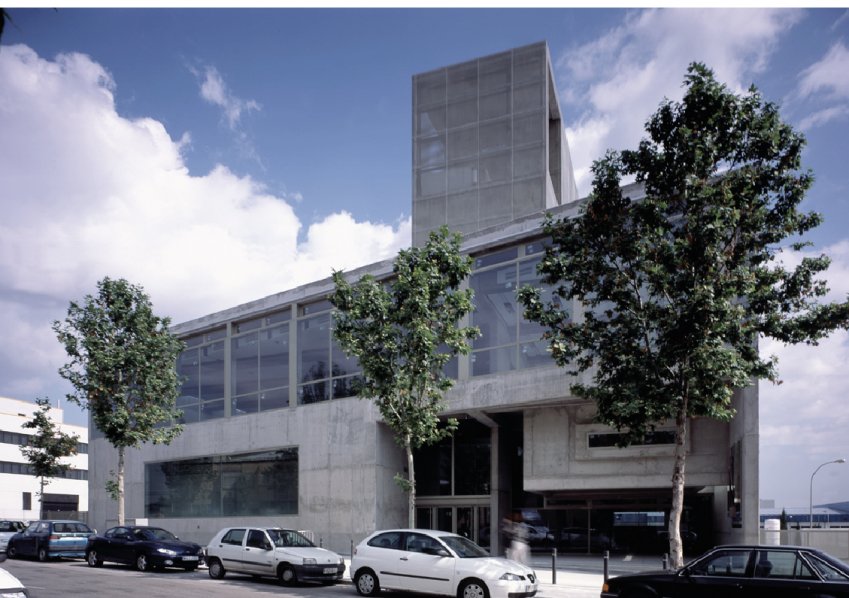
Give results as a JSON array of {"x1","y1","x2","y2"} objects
[
  {"x1": 213, "y1": 528, "x2": 247, "y2": 573},
  {"x1": 107, "y1": 527, "x2": 136, "y2": 564},
  {"x1": 397, "y1": 532, "x2": 455, "y2": 595},
  {"x1": 242, "y1": 529, "x2": 276, "y2": 576},
  {"x1": 17, "y1": 522, "x2": 47, "y2": 557},
  {"x1": 674, "y1": 548, "x2": 754, "y2": 598}
]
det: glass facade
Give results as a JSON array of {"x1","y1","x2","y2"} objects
[
  {"x1": 470, "y1": 240, "x2": 567, "y2": 376},
  {"x1": 231, "y1": 310, "x2": 291, "y2": 416},
  {"x1": 172, "y1": 238, "x2": 568, "y2": 426},
  {"x1": 297, "y1": 300, "x2": 362, "y2": 405},
  {"x1": 145, "y1": 448, "x2": 298, "y2": 518}
]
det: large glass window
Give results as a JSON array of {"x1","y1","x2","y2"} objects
[
  {"x1": 470, "y1": 244, "x2": 566, "y2": 376},
  {"x1": 415, "y1": 419, "x2": 491, "y2": 497},
  {"x1": 177, "y1": 328, "x2": 227, "y2": 423},
  {"x1": 297, "y1": 303, "x2": 361, "y2": 405},
  {"x1": 231, "y1": 310, "x2": 291, "y2": 416},
  {"x1": 145, "y1": 448, "x2": 298, "y2": 518}
]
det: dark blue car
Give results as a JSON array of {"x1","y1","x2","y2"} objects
[{"x1": 86, "y1": 525, "x2": 204, "y2": 572}]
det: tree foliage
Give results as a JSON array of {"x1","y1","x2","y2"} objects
[
  {"x1": 330, "y1": 226, "x2": 479, "y2": 526},
  {"x1": 53, "y1": 276, "x2": 185, "y2": 524},
  {"x1": 20, "y1": 397, "x2": 79, "y2": 518},
  {"x1": 519, "y1": 63, "x2": 849, "y2": 567}
]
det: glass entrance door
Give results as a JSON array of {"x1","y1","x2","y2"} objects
[{"x1": 415, "y1": 505, "x2": 490, "y2": 545}]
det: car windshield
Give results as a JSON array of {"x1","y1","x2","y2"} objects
[
  {"x1": 440, "y1": 536, "x2": 489, "y2": 558},
  {"x1": 136, "y1": 528, "x2": 178, "y2": 542},
  {"x1": 267, "y1": 529, "x2": 315, "y2": 548}
]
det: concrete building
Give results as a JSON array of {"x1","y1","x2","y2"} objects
[
  {"x1": 87, "y1": 42, "x2": 758, "y2": 554},
  {"x1": 0, "y1": 397, "x2": 88, "y2": 521}
]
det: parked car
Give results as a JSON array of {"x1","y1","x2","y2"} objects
[
  {"x1": 0, "y1": 522, "x2": 26, "y2": 554},
  {"x1": 205, "y1": 527, "x2": 344, "y2": 585},
  {"x1": 85, "y1": 525, "x2": 204, "y2": 572},
  {"x1": 0, "y1": 552, "x2": 27, "y2": 596},
  {"x1": 351, "y1": 528, "x2": 538, "y2": 598},
  {"x1": 7, "y1": 520, "x2": 94, "y2": 561},
  {"x1": 601, "y1": 544, "x2": 849, "y2": 597}
]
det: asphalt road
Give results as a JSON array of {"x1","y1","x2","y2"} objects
[{"x1": 0, "y1": 556, "x2": 603, "y2": 598}]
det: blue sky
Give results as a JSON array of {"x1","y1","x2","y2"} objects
[{"x1": 2, "y1": 7, "x2": 849, "y2": 510}]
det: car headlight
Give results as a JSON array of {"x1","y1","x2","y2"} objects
[
  {"x1": 303, "y1": 558, "x2": 317, "y2": 565},
  {"x1": 156, "y1": 548, "x2": 177, "y2": 556},
  {"x1": 0, "y1": 592, "x2": 27, "y2": 598},
  {"x1": 499, "y1": 573, "x2": 523, "y2": 581}
]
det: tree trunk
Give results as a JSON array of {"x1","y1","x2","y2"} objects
[
  {"x1": 39, "y1": 477, "x2": 45, "y2": 520},
  {"x1": 117, "y1": 446, "x2": 125, "y2": 525},
  {"x1": 668, "y1": 409, "x2": 688, "y2": 569},
  {"x1": 406, "y1": 437, "x2": 415, "y2": 528}
]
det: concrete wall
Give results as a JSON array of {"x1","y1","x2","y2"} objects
[
  {"x1": 88, "y1": 396, "x2": 407, "y2": 552},
  {"x1": 521, "y1": 404, "x2": 730, "y2": 493}
]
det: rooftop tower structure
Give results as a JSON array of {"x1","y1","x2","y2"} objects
[{"x1": 412, "y1": 41, "x2": 577, "y2": 246}]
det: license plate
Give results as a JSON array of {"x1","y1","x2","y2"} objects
[
  {"x1": 183, "y1": 556, "x2": 199, "y2": 561},
  {"x1": 323, "y1": 567, "x2": 336, "y2": 574}
]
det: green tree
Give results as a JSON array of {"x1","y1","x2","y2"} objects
[
  {"x1": 519, "y1": 63, "x2": 849, "y2": 567},
  {"x1": 19, "y1": 397, "x2": 80, "y2": 519},
  {"x1": 330, "y1": 226, "x2": 479, "y2": 526},
  {"x1": 53, "y1": 277, "x2": 185, "y2": 525}
]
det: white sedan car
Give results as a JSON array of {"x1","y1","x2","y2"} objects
[{"x1": 351, "y1": 529, "x2": 538, "y2": 598}]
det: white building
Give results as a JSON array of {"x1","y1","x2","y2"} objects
[{"x1": 0, "y1": 397, "x2": 88, "y2": 521}]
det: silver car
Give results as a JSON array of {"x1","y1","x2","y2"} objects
[{"x1": 0, "y1": 522, "x2": 26, "y2": 554}]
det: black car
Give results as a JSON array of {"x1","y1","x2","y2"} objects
[
  {"x1": 86, "y1": 525, "x2": 204, "y2": 572},
  {"x1": 601, "y1": 544, "x2": 849, "y2": 597}
]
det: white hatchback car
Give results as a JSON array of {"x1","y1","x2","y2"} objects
[
  {"x1": 205, "y1": 527, "x2": 345, "y2": 585},
  {"x1": 351, "y1": 529, "x2": 538, "y2": 598}
]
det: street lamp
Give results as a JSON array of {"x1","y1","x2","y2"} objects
[{"x1": 810, "y1": 459, "x2": 846, "y2": 529}]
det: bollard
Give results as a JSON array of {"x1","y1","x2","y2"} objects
[
  {"x1": 551, "y1": 547, "x2": 557, "y2": 585},
  {"x1": 603, "y1": 550, "x2": 609, "y2": 582},
  {"x1": 351, "y1": 538, "x2": 354, "y2": 557},
  {"x1": 662, "y1": 553, "x2": 668, "y2": 570},
  {"x1": 320, "y1": 537, "x2": 323, "y2": 548}
]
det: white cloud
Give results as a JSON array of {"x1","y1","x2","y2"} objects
[
  {"x1": 0, "y1": 44, "x2": 410, "y2": 402},
  {"x1": 792, "y1": 41, "x2": 849, "y2": 130},
  {"x1": 197, "y1": 64, "x2": 261, "y2": 130},
  {"x1": 557, "y1": 8, "x2": 803, "y2": 195}
]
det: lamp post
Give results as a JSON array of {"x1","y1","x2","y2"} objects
[{"x1": 810, "y1": 459, "x2": 846, "y2": 529}]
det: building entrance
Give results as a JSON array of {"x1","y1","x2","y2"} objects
[{"x1": 416, "y1": 504, "x2": 491, "y2": 545}]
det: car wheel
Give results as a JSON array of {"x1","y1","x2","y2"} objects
[
  {"x1": 278, "y1": 564, "x2": 297, "y2": 585},
  {"x1": 135, "y1": 553, "x2": 150, "y2": 572},
  {"x1": 87, "y1": 550, "x2": 103, "y2": 567},
  {"x1": 6, "y1": 545, "x2": 16, "y2": 559},
  {"x1": 354, "y1": 569, "x2": 380, "y2": 597},
  {"x1": 459, "y1": 579, "x2": 489, "y2": 598},
  {"x1": 208, "y1": 558, "x2": 226, "y2": 579},
  {"x1": 37, "y1": 546, "x2": 49, "y2": 562}
]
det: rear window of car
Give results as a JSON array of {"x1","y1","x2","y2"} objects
[
  {"x1": 367, "y1": 532, "x2": 402, "y2": 549},
  {"x1": 806, "y1": 553, "x2": 849, "y2": 582}
]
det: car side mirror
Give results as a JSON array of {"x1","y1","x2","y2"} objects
[
  {"x1": 424, "y1": 547, "x2": 451, "y2": 558},
  {"x1": 264, "y1": 541, "x2": 273, "y2": 551}
]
